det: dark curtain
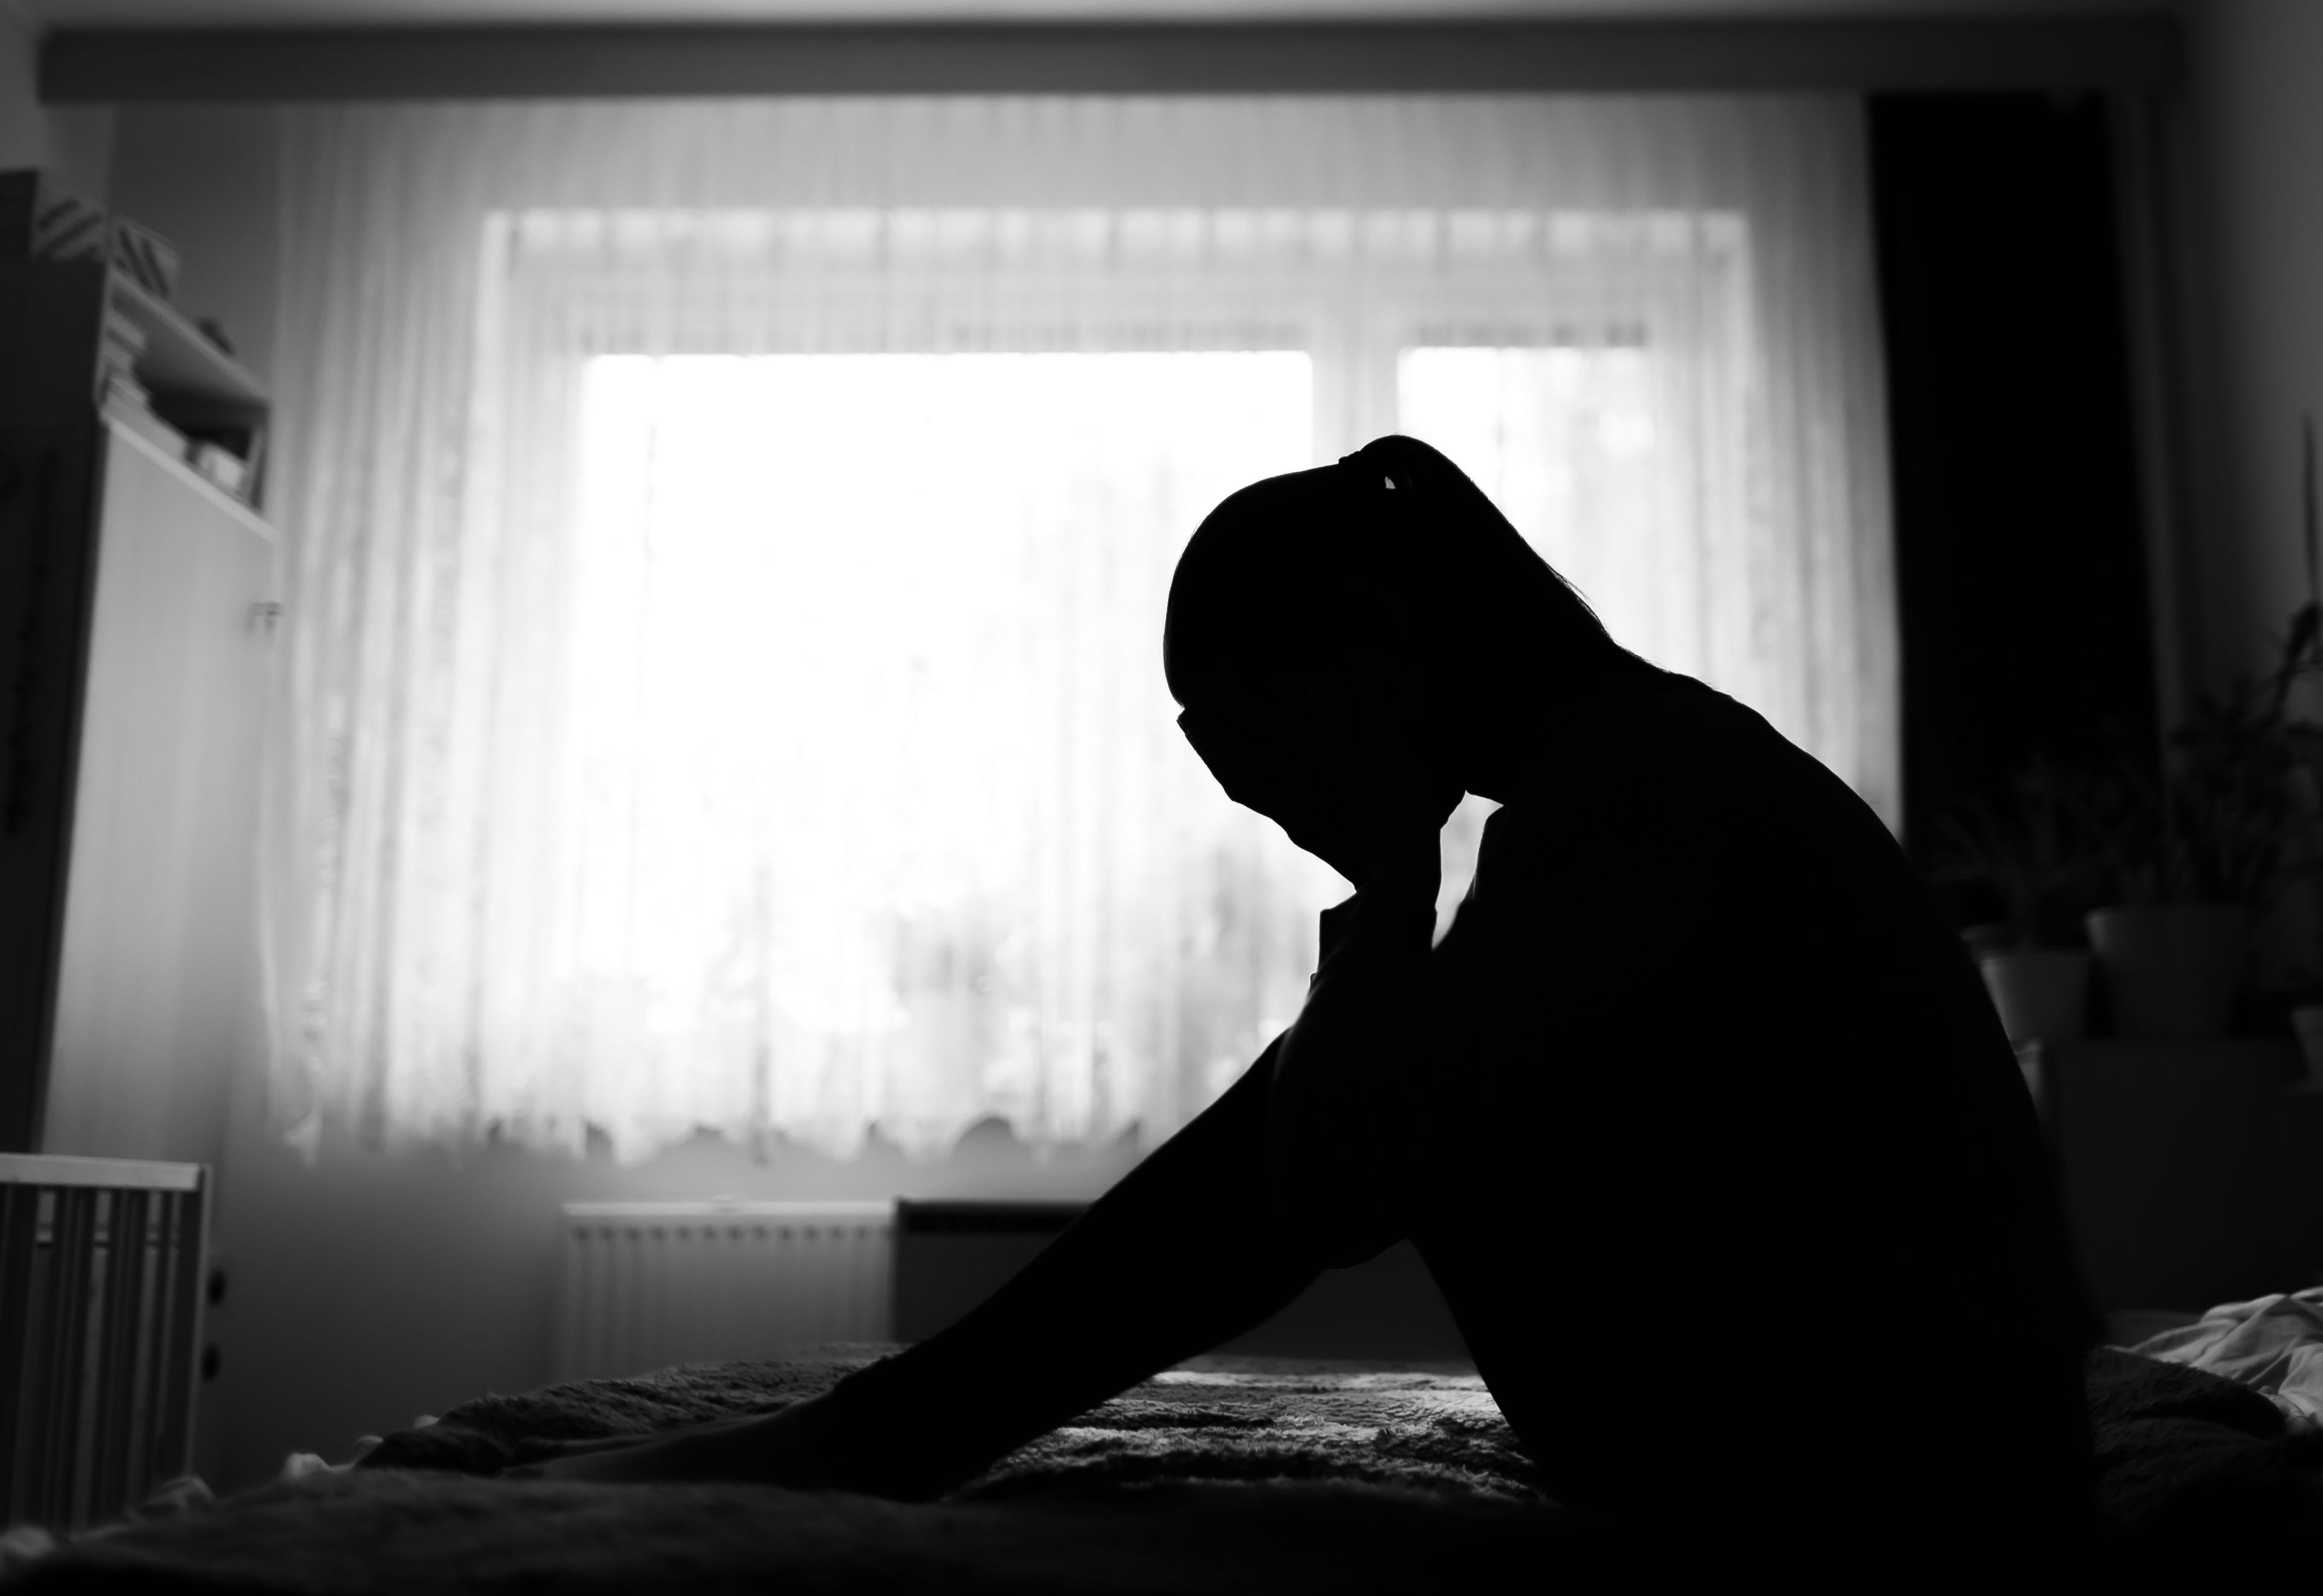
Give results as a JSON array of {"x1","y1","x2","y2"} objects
[{"x1": 1869, "y1": 94, "x2": 2158, "y2": 917}]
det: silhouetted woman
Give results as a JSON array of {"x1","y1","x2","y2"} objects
[{"x1": 537, "y1": 435, "x2": 2096, "y2": 1550}]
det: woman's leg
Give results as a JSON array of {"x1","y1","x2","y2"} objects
[
  {"x1": 538, "y1": 1040, "x2": 1373, "y2": 1489},
  {"x1": 1399, "y1": 1021, "x2": 2094, "y2": 1551},
  {"x1": 806, "y1": 1038, "x2": 1364, "y2": 1495}
]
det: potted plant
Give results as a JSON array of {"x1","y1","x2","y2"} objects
[
  {"x1": 2085, "y1": 600, "x2": 2323, "y2": 1038},
  {"x1": 1932, "y1": 757, "x2": 2107, "y2": 1043}
]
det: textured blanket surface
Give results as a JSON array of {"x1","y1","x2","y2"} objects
[
  {"x1": 359, "y1": 1349, "x2": 1544, "y2": 1503},
  {"x1": 15, "y1": 1353, "x2": 1561, "y2": 1594},
  {"x1": 15, "y1": 1346, "x2": 2323, "y2": 1591},
  {"x1": 2084, "y1": 1344, "x2": 2323, "y2": 1539}
]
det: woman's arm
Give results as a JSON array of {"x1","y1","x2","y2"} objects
[{"x1": 1266, "y1": 842, "x2": 1447, "y2": 1266}]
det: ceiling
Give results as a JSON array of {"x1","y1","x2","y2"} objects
[{"x1": 17, "y1": 0, "x2": 2181, "y2": 30}]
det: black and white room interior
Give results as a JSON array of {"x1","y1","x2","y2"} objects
[{"x1": 5, "y1": 0, "x2": 2323, "y2": 1575}]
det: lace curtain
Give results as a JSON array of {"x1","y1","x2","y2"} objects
[{"x1": 264, "y1": 96, "x2": 1896, "y2": 1162}]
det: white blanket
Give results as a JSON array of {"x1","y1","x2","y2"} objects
[{"x1": 2128, "y1": 1289, "x2": 2323, "y2": 1430}]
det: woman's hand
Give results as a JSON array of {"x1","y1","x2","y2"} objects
[{"x1": 1177, "y1": 677, "x2": 1460, "y2": 890}]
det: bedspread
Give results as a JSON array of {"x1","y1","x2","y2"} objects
[
  {"x1": 353, "y1": 1351, "x2": 1543, "y2": 1502},
  {"x1": 10, "y1": 1346, "x2": 2323, "y2": 1590},
  {"x1": 8, "y1": 1355, "x2": 1562, "y2": 1593},
  {"x1": 2128, "y1": 1290, "x2": 2323, "y2": 1432}
]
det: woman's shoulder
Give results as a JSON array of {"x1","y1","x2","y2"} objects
[
  {"x1": 1477, "y1": 674, "x2": 1829, "y2": 864},
  {"x1": 1500, "y1": 671, "x2": 1762, "y2": 796}
]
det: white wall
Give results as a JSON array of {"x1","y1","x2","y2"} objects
[
  {"x1": 0, "y1": 3, "x2": 111, "y2": 202},
  {"x1": 2180, "y1": 0, "x2": 2323, "y2": 685}
]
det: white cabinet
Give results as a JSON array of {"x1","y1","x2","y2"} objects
[
  {"x1": 41, "y1": 421, "x2": 273, "y2": 1163},
  {"x1": 0, "y1": 256, "x2": 275, "y2": 1170}
]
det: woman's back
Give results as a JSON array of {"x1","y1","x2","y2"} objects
[{"x1": 1399, "y1": 672, "x2": 2095, "y2": 1539}]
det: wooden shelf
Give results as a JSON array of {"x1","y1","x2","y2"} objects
[
  {"x1": 106, "y1": 272, "x2": 268, "y2": 412},
  {"x1": 103, "y1": 412, "x2": 275, "y2": 542}
]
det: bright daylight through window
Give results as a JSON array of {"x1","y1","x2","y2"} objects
[
  {"x1": 566, "y1": 351, "x2": 1335, "y2": 1155},
  {"x1": 566, "y1": 342, "x2": 1670, "y2": 1150}
]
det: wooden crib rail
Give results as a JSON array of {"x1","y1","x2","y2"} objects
[{"x1": 0, "y1": 1154, "x2": 208, "y2": 1531}]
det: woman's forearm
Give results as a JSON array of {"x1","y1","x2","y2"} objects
[{"x1": 1266, "y1": 853, "x2": 1441, "y2": 1263}]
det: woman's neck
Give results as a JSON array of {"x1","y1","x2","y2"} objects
[{"x1": 1452, "y1": 652, "x2": 1673, "y2": 803}]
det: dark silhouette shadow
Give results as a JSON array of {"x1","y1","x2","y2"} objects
[{"x1": 526, "y1": 435, "x2": 2098, "y2": 1549}]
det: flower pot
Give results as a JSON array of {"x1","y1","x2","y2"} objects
[
  {"x1": 2084, "y1": 904, "x2": 2249, "y2": 1038},
  {"x1": 1976, "y1": 949, "x2": 2091, "y2": 1043}
]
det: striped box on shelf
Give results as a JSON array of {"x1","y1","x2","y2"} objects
[{"x1": 106, "y1": 217, "x2": 180, "y2": 302}]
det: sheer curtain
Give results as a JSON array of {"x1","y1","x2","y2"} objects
[{"x1": 265, "y1": 97, "x2": 1896, "y2": 1162}]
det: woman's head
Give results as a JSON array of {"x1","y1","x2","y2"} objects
[
  {"x1": 1163, "y1": 435, "x2": 1648, "y2": 879},
  {"x1": 1165, "y1": 435, "x2": 1627, "y2": 706}
]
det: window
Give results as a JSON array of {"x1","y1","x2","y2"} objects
[
  {"x1": 269, "y1": 97, "x2": 1895, "y2": 1161},
  {"x1": 560, "y1": 350, "x2": 1331, "y2": 1153}
]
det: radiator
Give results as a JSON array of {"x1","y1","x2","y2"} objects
[
  {"x1": 555, "y1": 1200, "x2": 895, "y2": 1382},
  {"x1": 0, "y1": 1155, "x2": 208, "y2": 1531}
]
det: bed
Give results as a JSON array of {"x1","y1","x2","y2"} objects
[{"x1": 8, "y1": 1309, "x2": 2323, "y2": 1589}]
